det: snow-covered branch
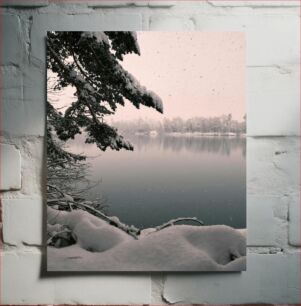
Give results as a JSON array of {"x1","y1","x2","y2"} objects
[{"x1": 155, "y1": 217, "x2": 204, "y2": 231}]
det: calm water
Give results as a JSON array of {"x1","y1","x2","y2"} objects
[{"x1": 71, "y1": 134, "x2": 246, "y2": 229}]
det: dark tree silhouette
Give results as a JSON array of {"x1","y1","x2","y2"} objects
[
  {"x1": 47, "y1": 31, "x2": 163, "y2": 165},
  {"x1": 46, "y1": 32, "x2": 164, "y2": 243}
]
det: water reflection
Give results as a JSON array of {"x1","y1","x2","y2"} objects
[
  {"x1": 127, "y1": 134, "x2": 246, "y2": 157},
  {"x1": 69, "y1": 134, "x2": 246, "y2": 229}
]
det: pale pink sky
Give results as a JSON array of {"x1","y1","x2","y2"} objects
[
  {"x1": 49, "y1": 32, "x2": 245, "y2": 121},
  {"x1": 115, "y1": 31, "x2": 246, "y2": 121}
]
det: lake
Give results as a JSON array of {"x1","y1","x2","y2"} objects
[{"x1": 70, "y1": 134, "x2": 246, "y2": 229}]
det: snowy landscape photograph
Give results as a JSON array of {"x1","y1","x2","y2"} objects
[{"x1": 46, "y1": 31, "x2": 246, "y2": 271}]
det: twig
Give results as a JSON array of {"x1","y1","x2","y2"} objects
[
  {"x1": 155, "y1": 217, "x2": 204, "y2": 231},
  {"x1": 47, "y1": 228, "x2": 72, "y2": 245}
]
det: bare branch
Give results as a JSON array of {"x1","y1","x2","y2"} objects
[{"x1": 155, "y1": 217, "x2": 204, "y2": 232}]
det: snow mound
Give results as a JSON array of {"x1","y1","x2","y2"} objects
[
  {"x1": 48, "y1": 207, "x2": 133, "y2": 252},
  {"x1": 47, "y1": 207, "x2": 246, "y2": 271}
]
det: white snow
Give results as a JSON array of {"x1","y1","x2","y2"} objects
[
  {"x1": 114, "y1": 63, "x2": 164, "y2": 113},
  {"x1": 47, "y1": 207, "x2": 246, "y2": 271},
  {"x1": 47, "y1": 223, "x2": 65, "y2": 233},
  {"x1": 48, "y1": 207, "x2": 133, "y2": 252},
  {"x1": 81, "y1": 32, "x2": 109, "y2": 46}
]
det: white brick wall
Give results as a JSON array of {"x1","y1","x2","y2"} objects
[
  {"x1": 2, "y1": 251, "x2": 151, "y2": 304},
  {"x1": 163, "y1": 253, "x2": 300, "y2": 304},
  {"x1": 0, "y1": 1, "x2": 300, "y2": 304}
]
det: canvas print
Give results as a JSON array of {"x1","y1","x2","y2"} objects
[{"x1": 46, "y1": 31, "x2": 246, "y2": 271}]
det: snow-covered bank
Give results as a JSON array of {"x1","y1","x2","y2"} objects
[{"x1": 47, "y1": 208, "x2": 246, "y2": 271}]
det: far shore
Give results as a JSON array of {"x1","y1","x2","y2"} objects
[{"x1": 134, "y1": 131, "x2": 247, "y2": 137}]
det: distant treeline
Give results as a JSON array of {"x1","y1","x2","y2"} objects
[{"x1": 113, "y1": 114, "x2": 246, "y2": 134}]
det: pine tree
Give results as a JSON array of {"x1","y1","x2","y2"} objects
[{"x1": 47, "y1": 31, "x2": 163, "y2": 164}]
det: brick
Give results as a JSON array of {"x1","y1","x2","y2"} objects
[
  {"x1": 87, "y1": 1, "x2": 150, "y2": 7},
  {"x1": 272, "y1": 140, "x2": 300, "y2": 190},
  {"x1": 2, "y1": 13, "x2": 25, "y2": 66},
  {"x1": 248, "y1": 66, "x2": 299, "y2": 136},
  {"x1": 2, "y1": 198, "x2": 43, "y2": 246},
  {"x1": 1, "y1": 64, "x2": 22, "y2": 104},
  {"x1": 2, "y1": 251, "x2": 151, "y2": 304},
  {"x1": 194, "y1": 12, "x2": 299, "y2": 67},
  {"x1": 247, "y1": 137, "x2": 299, "y2": 197},
  {"x1": 149, "y1": 15, "x2": 195, "y2": 30},
  {"x1": 87, "y1": 1, "x2": 139, "y2": 7},
  {"x1": 133, "y1": 1, "x2": 149, "y2": 6},
  {"x1": 163, "y1": 253, "x2": 299, "y2": 304},
  {"x1": 20, "y1": 138, "x2": 45, "y2": 197},
  {"x1": 22, "y1": 65, "x2": 46, "y2": 136},
  {"x1": 1, "y1": 64, "x2": 45, "y2": 136},
  {"x1": 39, "y1": 3, "x2": 93, "y2": 14},
  {"x1": 31, "y1": 13, "x2": 142, "y2": 63},
  {"x1": 86, "y1": 0, "x2": 174, "y2": 7},
  {"x1": 288, "y1": 193, "x2": 301, "y2": 246},
  {"x1": 0, "y1": 66, "x2": 24, "y2": 133},
  {"x1": 151, "y1": 274, "x2": 165, "y2": 304},
  {"x1": 148, "y1": 1, "x2": 175, "y2": 7},
  {"x1": 207, "y1": 0, "x2": 300, "y2": 7},
  {"x1": 247, "y1": 196, "x2": 276, "y2": 246},
  {"x1": 0, "y1": 0, "x2": 48, "y2": 6},
  {"x1": 0, "y1": 143, "x2": 21, "y2": 191},
  {"x1": 1, "y1": 65, "x2": 23, "y2": 136}
]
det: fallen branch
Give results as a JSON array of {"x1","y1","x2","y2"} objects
[
  {"x1": 155, "y1": 217, "x2": 204, "y2": 231},
  {"x1": 47, "y1": 185, "x2": 203, "y2": 240},
  {"x1": 48, "y1": 198, "x2": 140, "y2": 240}
]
